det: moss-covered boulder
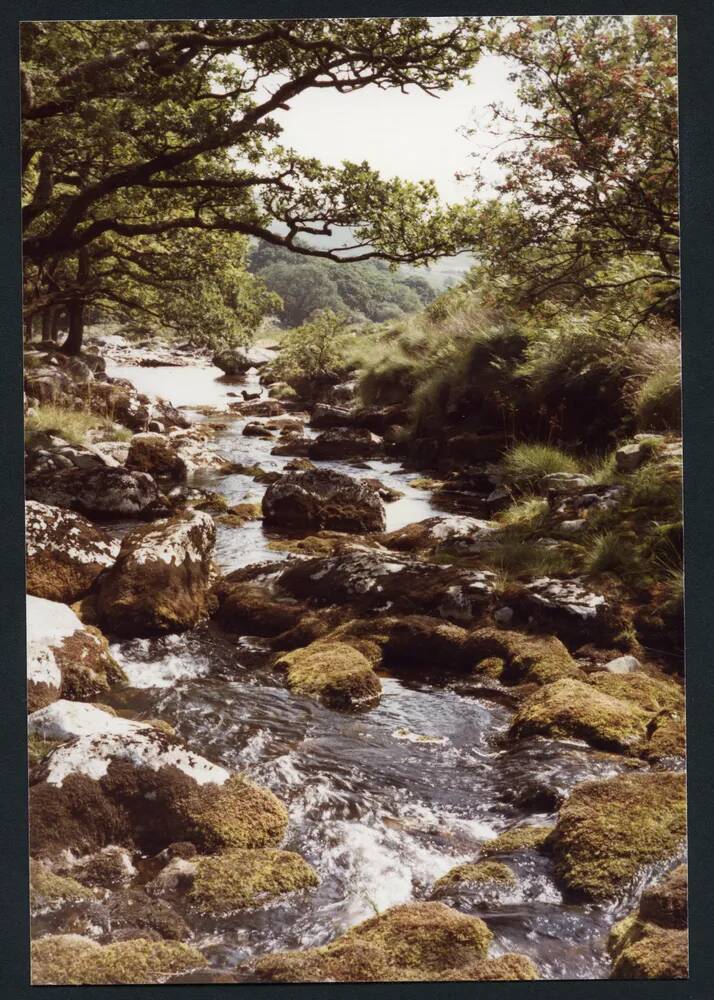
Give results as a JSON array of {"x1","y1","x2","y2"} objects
[
  {"x1": 437, "y1": 953, "x2": 539, "y2": 981},
  {"x1": 432, "y1": 860, "x2": 517, "y2": 895},
  {"x1": 190, "y1": 848, "x2": 318, "y2": 912},
  {"x1": 586, "y1": 671, "x2": 684, "y2": 714},
  {"x1": 25, "y1": 501, "x2": 120, "y2": 603},
  {"x1": 275, "y1": 641, "x2": 381, "y2": 711},
  {"x1": 126, "y1": 432, "x2": 187, "y2": 481},
  {"x1": 480, "y1": 825, "x2": 554, "y2": 856},
  {"x1": 642, "y1": 714, "x2": 686, "y2": 762},
  {"x1": 26, "y1": 466, "x2": 163, "y2": 519},
  {"x1": 468, "y1": 628, "x2": 582, "y2": 686},
  {"x1": 549, "y1": 772, "x2": 686, "y2": 901},
  {"x1": 27, "y1": 597, "x2": 125, "y2": 712},
  {"x1": 509, "y1": 678, "x2": 651, "y2": 754},
  {"x1": 96, "y1": 509, "x2": 216, "y2": 637},
  {"x1": 31, "y1": 934, "x2": 207, "y2": 985},
  {"x1": 253, "y1": 901, "x2": 493, "y2": 982},
  {"x1": 213, "y1": 579, "x2": 306, "y2": 637},
  {"x1": 608, "y1": 866, "x2": 688, "y2": 979},
  {"x1": 71, "y1": 846, "x2": 137, "y2": 889},
  {"x1": 30, "y1": 858, "x2": 94, "y2": 912},
  {"x1": 29, "y1": 707, "x2": 287, "y2": 857}
]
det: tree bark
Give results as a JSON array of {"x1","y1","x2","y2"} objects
[
  {"x1": 41, "y1": 305, "x2": 56, "y2": 342},
  {"x1": 62, "y1": 299, "x2": 84, "y2": 355}
]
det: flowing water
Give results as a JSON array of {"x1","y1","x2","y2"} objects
[{"x1": 100, "y1": 362, "x2": 651, "y2": 981}]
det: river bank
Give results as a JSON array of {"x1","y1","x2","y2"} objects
[{"x1": 24, "y1": 335, "x2": 687, "y2": 984}]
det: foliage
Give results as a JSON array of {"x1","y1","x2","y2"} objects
[
  {"x1": 464, "y1": 15, "x2": 679, "y2": 327},
  {"x1": 249, "y1": 241, "x2": 435, "y2": 328},
  {"x1": 270, "y1": 310, "x2": 353, "y2": 391}
]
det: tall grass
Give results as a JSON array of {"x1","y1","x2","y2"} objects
[
  {"x1": 502, "y1": 443, "x2": 580, "y2": 482},
  {"x1": 25, "y1": 404, "x2": 130, "y2": 447}
]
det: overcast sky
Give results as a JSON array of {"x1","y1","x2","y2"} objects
[{"x1": 268, "y1": 52, "x2": 519, "y2": 205}]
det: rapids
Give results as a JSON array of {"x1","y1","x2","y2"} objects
[{"x1": 95, "y1": 362, "x2": 645, "y2": 980}]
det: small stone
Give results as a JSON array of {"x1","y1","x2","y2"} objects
[
  {"x1": 604, "y1": 654, "x2": 642, "y2": 674},
  {"x1": 493, "y1": 607, "x2": 514, "y2": 626}
]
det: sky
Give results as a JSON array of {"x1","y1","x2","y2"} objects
[{"x1": 267, "y1": 52, "x2": 519, "y2": 206}]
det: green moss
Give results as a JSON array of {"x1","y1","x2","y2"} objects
[
  {"x1": 643, "y1": 714, "x2": 686, "y2": 761},
  {"x1": 586, "y1": 671, "x2": 684, "y2": 715},
  {"x1": 610, "y1": 924, "x2": 688, "y2": 979},
  {"x1": 31, "y1": 935, "x2": 207, "y2": 985},
  {"x1": 191, "y1": 848, "x2": 318, "y2": 913},
  {"x1": 474, "y1": 657, "x2": 506, "y2": 680},
  {"x1": 433, "y1": 861, "x2": 516, "y2": 893},
  {"x1": 550, "y1": 771, "x2": 687, "y2": 901},
  {"x1": 480, "y1": 826, "x2": 554, "y2": 856},
  {"x1": 510, "y1": 678, "x2": 651, "y2": 754},
  {"x1": 408, "y1": 477, "x2": 443, "y2": 491},
  {"x1": 467, "y1": 629, "x2": 582, "y2": 686},
  {"x1": 187, "y1": 774, "x2": 288, "y2": 852},
  {"x1": 30, "y1": 860, "x2": 93, "y2": 910},
  {"x1": 28, "y1": 732, "x2": 60, "y2": 768},
  {"x1": 254, "y1": 901, "x2": 493, "y2": 982},
  {"x1": 275, "y1": 641, "x2": 381, "y2": 711},
  {"x1": 438, "y1": 953, "x2": 539, "y2": 981}
]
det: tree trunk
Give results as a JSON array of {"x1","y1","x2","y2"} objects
[
  {"x1": 42, "y1": 306, "x2": 56, "y2": 342},
  {"x1": 24, "y1": 315, "x2": 33, "y2": 343},
  {"x1": 51, "y1": 308, "x2": 63, "y2": 342},
  {"x1": 62, "y1": 299, "x2": 84, "y2": 355}
]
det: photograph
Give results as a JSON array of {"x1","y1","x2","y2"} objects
[{"x1": 20, "y1": 14, "x2": 686, "y2": 985}]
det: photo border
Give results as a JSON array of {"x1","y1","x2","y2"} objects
[{"x1": 2, "y1": 2, "x2": 712, "y2": 996}]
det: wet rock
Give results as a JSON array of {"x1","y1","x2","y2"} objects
[
  {"x1": 29, "y1": 706, "x2": 287, "y2": 858},
  {"x1": 549, "y1": 771, "x2": 686, "y2": 901},
  {"x1": 263, "y1": 468, "x2": 386, "y2": 533},
  {"x1": 432, "y1": 860, "x2": 517, "y2": 896},
  {"x1": 230, "y1": 398, "x2": 286, "y2": 417},
  {"x1": 381, "y1": 616, "x2": 475, "y2": 676},
  {"x1": 96, "y1": 510, "x2": 216, "y2": 637},
  {"x1": 252, "y1": 901, "x2": 493, "y2": 982},
  {"x1": 190, "y1": 848, "x2": 319, "y2": 913},
  {"x1": 438, "y1": 954, "x2": 539, "y2": 981},
  {"x1": 101, "y1": 888, "x2": 189, "y2": 942},
  {"x1": 213, "y1": 580, "x2": 306, "y2": 637},
  {"x1": 26, "y1": 501, "x2": 120, "y2": 603},
  {"x1": 382, "y1": 515, "x2": 500, "y2": 555},
  {"x1": 126, "y1": 433, "x2": 187, "y2": 482},
  {"x1": 31, "y1": 934, "x2": 206, "y2": 985},
  {"x1": 608, "y1": 866, "x2": 688, "y2": 979},
  {"x1": 468, "y1": 628, "x2": 582, "y2": 686},
  {"x1": 514, "y1": 577, "x2": 631, "y2": 648},
  {"x1": 146, "y1": 857, "x2": 198, "y2": 898},
  {"x1": 352, "y1": 404, "x2": 407, "y2": 435},
  {"x1": 307, "y1": 427, "x2": 382, "y2": 461},
  {"x1": 270, "y1": 436, "x2": 311, "y2": 457},
  {"x1": 26, "y1": 466, "x2": 164, "y2": 520},
  {"x1": 277, "y1": 550, "x2": 494, "y2": 623},
  {"x1": 242, "y1": 421, "x2": 274, "y2": 438},
  {"x1": 509, "y1": 678, "x2": 651, "y2": 754},
  {"x1": 275, "y1": 641, "x2": 381, "y2": 711},
  {"x1": 30, "y1": 857, "x2": 93, "y2": 911},
  {"x1": 27, "y1": 601, "x2": 125, "y2": 712},
  {"x1": 480, "y1": 825, "x2": 554, "y2": 856}
]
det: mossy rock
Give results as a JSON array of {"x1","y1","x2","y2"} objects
[
  {"x1": 586, "y1": 671, "x2": 684, "y2": 714},
  {"x1": 30, "y1": 859, "x2": 93, "y2": 911},
  {"x1": 610, "y1": 923, "x2": 688, "y2": 979},
  {"x1": 642, "y1": 713, "x2": 686, "y2": 762},
  {"x1": 639, "y1": 864, "x2": 688, "y2": 929},
  {"x1": 432, "y1": 860, "x2": 517, "y2": 894},
  {"x1": 275, "y1": 641, "x2": 381, "y2": 711},
  {"x1": 509, "y1": 677, "x2": 651, "y2": 754},
  {"x1": 31, "y1": 934, "x2": 207, "y2": 985},
  {"x1": 186, "y1": 774, "x2": 288, "y2": 852},
  {"x1": 549, "y1": 771, "x2": 686, "y2": 901},
  {"x1": 480, "y1": 825, "x2": 554, "y2": 856},
  {"x1": 437, "y1": 953, "x2": 539, "y2": 981},
  {"x1": 467, "y1": 628, "x2": 582, "y2": 686},
  {"x1": 28, "y1": 732, "x2": 61, "y2": 768},
  {"x1": 191, "y1": 848, "x2": 318, "y2": 913},
  {"x1": 475, "y1": 656, "x2": 506, "y2": 680},
  {"x1": 253, "y1": 901, "x2": 492, "y2": 982}
]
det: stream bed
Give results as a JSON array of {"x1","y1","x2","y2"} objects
[{"x1": 99, "y1": 362, "x2": 644, "y2": 981}]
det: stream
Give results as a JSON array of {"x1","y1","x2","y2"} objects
[{"x1": 98, "y1": 362, "x2": 643, "y2": 981}]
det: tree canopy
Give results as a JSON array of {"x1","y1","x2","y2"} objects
[{"x1": 463, "y1": 15, "x2": 678, "y2": 327}]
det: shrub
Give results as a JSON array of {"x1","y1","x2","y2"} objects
[{"x1": 630, "y1": 329, "x2": 681, "y2": 432}]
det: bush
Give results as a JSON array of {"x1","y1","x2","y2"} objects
[
  {"x1": 502, "y1": 443, "x2": 580, "y2": 482},
  {"x1": 630, "y1": 329, "x2": 681, "y2": 432}
]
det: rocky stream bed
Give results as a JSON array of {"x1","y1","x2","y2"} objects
[{"x1": 24, "y1": 341, "x2": 687, "y2": 984}]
